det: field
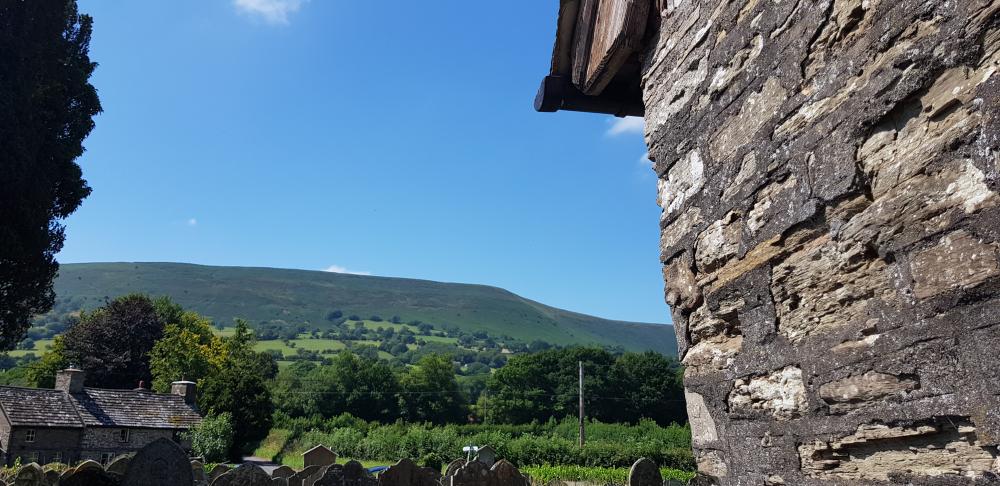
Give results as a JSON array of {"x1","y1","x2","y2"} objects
[
  {"x1": 8, "y1": 339, "x2": 54, "y2": 358},
  {"x1": 43, "y1": 262, "x2": 677, "y2": 354}
]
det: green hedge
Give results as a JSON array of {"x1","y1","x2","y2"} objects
[
  {"x1": 522, "y1": 465, "x2": 696, "y2": 485},
  {"x1": 272, "y1": 415, "x2": 694, "y2": 471}
]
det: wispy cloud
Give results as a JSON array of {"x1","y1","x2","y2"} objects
[
  {"x1": 606, "y1": 116, "x2": 645, "y2": 136},
  {"x1": 323, "y1": 264, "x2": 371, "y2": 276},
  {"x1": 638, "y1": 152, "x2": 653, "y2": 168},
  {"x1": 187, "y1": 218, "x2": 198, "y2": 226},
  {"x1": 233, "y1": 0, "x2": 306, "y2": 25}
]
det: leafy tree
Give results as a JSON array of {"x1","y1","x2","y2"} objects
[
  {"x1": 0, "y1": 0, "x2": 101, "y2": 350},
  {"x1": 62, "y1": 294, "x2": 164, "y2": 388},
  {"x1": 182, "y1": 412, "x2": 234, "y2": 463},
  {"x1": 198, "y1": 319, "x2": 274, "y2": 460},
  {"x1": 400, "y1": 354, "x2": 466, "y2": 424},
  {"x1": 149, "y1": 311, "x2": 224, "y2": 393},
  {"x1": 609, "y1": 351, "x2": 685, "y2": 425},
  {"x1": 303, "y1": 352, "x2": 400, "y2": 421},
  {"x1": 27, "y1": 335, "x2": 68, "y2": 388}
]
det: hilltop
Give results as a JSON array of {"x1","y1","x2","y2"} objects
[{"x1": 41, "y1": 262, "x2": 676, "y2": 354}]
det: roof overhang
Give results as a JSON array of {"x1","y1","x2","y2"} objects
[{"x1": 534, "y1": 0, "x2": 652, "y2": 117}]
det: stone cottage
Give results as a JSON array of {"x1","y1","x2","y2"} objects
[
  {"x1": 537, "y1": 0, "x2": 1000, "y2": 484},
  {"x1": 0, "y1": 368, "x2": 201, "y2": 466}
]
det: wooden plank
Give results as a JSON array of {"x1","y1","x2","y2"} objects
[{"x1": 572, "y1": 0, "x2": 650, "y2": 95}]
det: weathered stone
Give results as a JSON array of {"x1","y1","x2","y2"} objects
[
  {"x1": 191, "y1": 460, "x2": 207, "y2": 485},
  {"x1": 123, "y1": 437, "x2": 193, "y2": 486},
  {"x1": 449, "y1": 460, "x2": 490, "y2": 486},
  {"x1": 13, "y1": 464, "x2": 43, "y2": 486},
  {"x1": 314, "y1": 461, "x2": 376, "y2": 486},
  {"x1": 272, "y1": 465, "x2": 296, "y2": 479},
  {"x1": 60, "y1": 466, "x2": 119, "y2": 486},
  {"x1": 208, "y1": 465, "x2": 230, "y2": 482},
  {"x1": 273, "y1": 478, "x2": 289, "y2": 486},
  {"x1": 728, "y1": 366, "x2": 806, "y2": 420},
  {"x1": 489, "y1": 460, "x2": 527, "y2": 486},
  {"x1": 210, "y1": 463, "x2": 272, "y2": 486},
  {"x1": 684, "y1": 390, "x2": 718, "y2": 448},
  {"x1": 819, "y1": 371, "x2": 919, "y2": 412},
  {"x1": 288, "y1": 465, "x2": 323, "y2": 486},
  {"x1": 303, "y1": 445, "x2": 338, "y2": 468},
  {"x1": 911, "y1": 230, "x2": 1000, "y2": 299},
  {"x1": 378, "y1": 458, "x2": 440, "y2": 486},
  {"x1": 799, "y1": 418, "x2": 999, "y2": 481},
  {"x1": 474, "y1": 446, "x2": 496, "y2": 467},
  {"x1": 106, "y1": 455, "x2": 131, "y2": 476},
  {"x1": 626, "y1": 458, "x2": 661, "y2": 486},
  {"x1": 443, "y1": 459, "x2": 466, "y2": 479}
]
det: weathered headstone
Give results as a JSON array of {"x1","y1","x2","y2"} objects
[
  {"x1": 314, "y1": 461, "x2": 376, "y2": 486},
  {"x1": 43, "y1": 470, "x2": 60, "y2": 486},
  {"x1": 288, "y1": 465, "x2": 323, "y2": 486},
  {"x1": 378, "y1": 458, "x2": 440, "y2": 486},
  {"x1": 13, "y1": 463, "x2": 43, "y2": 486},
  {"x1": 107, "y1": 455, "x2": 132, "y2": 477},
  {"x1": 191, "y1": 460, "x2": 207, "y2": 484},
  {"x1": 490, "y1": 460, "x2": 526, "y2": 486},
  {"x1": 210, "y1": 463, "x2": 272, "y2": 486},
  {"x1": 272, "y1": 477, "x2": 289, "y2": 486},
  {"x1": 474, "y1": 447, "x2": 496, "y2": 467},
  {"x1": 626, "y1": 458, "x2": 661, "y2": 486},
  {"x1": 123, "y1": 437, "x2": 194, "y2": 486},
  {"x1": 443, "y1": 459, "x2": 465, "y2": 479},
  {"x1": 449, "y1": 460, "x2": 491, "y2": 486},
  {"x1": 303, "y1": 445, "x2": 338, "y2": 468},
  {"x1": 208, "y1": 465, "x2": 231, "y2": 482},
  {"x1": 60, "y1": 466, "x2": 119, "y2": 486},
  {"x1": 272, "y1": 465, "x2": 296, "y2": 479}
]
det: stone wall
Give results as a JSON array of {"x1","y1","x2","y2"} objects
[{"x1": 642, "y1": 0, "x2": 1000, "y2": 484}]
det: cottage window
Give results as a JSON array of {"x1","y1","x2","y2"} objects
[
  {"x1": 100, "y1": 452, "x2": 113, "y2": 465},
  {"x1": 50, "y1": 452, "x2": 62, "y2": 464},
  {"x1": 119, "y1": 429, "x2": 130, "y2": 443},
  {"x1": 25, "y1": 452, "x2": 38, "y2": 464},
  {"x1": 24, "y1": 429, "x2": 35, "y2": 443}
]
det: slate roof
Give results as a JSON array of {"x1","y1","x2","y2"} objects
[
  {"x1": 0, "y1": 387, "x2": 83, "y2": 428},
  {"x1": 0, "y1": 386, "x2": 201, "y2": 429}
]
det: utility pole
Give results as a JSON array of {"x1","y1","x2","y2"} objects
[{"x1": 578, "y1": 361, "x2": 585, "y2": 447}]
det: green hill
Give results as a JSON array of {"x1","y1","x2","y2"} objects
[{"x1": 47, "y1": 262, "x2": 676, "y2": 354}]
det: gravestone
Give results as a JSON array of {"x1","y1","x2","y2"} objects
[
  {"x1": 60, "y1": 466, "x2": 119, "y2": 486},
  {"x1": 378, "y1": 458, "x2": 440, "y2": 486},
  {"x1": 210, "y1": 463, "x2": 271, "y2": 486},
  {"x1": 43, "y1": 470, "x2": 60, "y2": 486},
  {"x1": 288, "y1": 465, "x2": 323, "y2": 486},
  {"x1": 626, "y1": 458, "x2": 660, "y2": 486},
  {"x1": 208, "y1": 465, "x2": 231, "y2": 482},
  {"x1": 272, "y1": 478, "x2": 289, "y2": 486},
  {"x1": 313, "y1": 461, "x2": 376, "y2": 486},
  {"x1": 107, "y1": 455, "x2": 132, "y2": 477},
  {"x1": 443, "y1": 459, "x2": 465, "y2": 479},
  {"x1": 474, "y1": 447, "x2": 496, "y2": 467},
  {"x1": 191, "y1": 460, "x2": 207, "y2": 484},
  {"x1": 449, "y1": 460, "x2": 491, "y2": 486},
  {"x1": 490, "y1": 460, "x2": 527, "y2": 486},
  {"x1": 272, "y1": 465, "x2": 296, "y2": 479},
  {"x1": 123, "y1": 437, "x2": 194, "y2": 486},
  {"x1": 303, "y1": 445, "x2": 338, "y2": 468},
  {"x1": 13, "y1": 463, "x2": 43, "y2": 486}
]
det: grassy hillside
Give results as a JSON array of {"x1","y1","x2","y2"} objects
[{"x1": 48, "y1": 262, "x2": 676, "y2": 354}]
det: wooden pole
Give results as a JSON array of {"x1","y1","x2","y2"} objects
[{"x1": 578, "y1": 361, "x2": 585, "y2": 447}]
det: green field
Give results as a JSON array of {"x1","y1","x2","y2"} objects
[
  {"x1": 45, "y1": 262, "x2": 677, "y2": 354},
  {"x1": 8, "y1": 339, "x2": 54, "y2": 358}
]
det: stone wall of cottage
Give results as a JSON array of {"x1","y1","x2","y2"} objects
[
  {"x1": 642, "y1": 0, "x2": 1000, "y2": 484},
  {"x1": 3, "y1": 426, "x2": 81, "y2": 466},
  {"x1": 79, "y1": 427, "x2": 181, "y2": 463}
]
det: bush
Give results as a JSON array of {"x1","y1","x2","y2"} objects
[{"x1": 183, "y1": 413, "x2": 234, "y2": 463}]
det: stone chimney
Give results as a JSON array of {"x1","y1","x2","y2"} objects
[
  {"x1": 55, "y1": 368, "x2": 85, "y2": 393},
  {"x1": 171, "y1": 380, "x2": 197, "y2": 406}
]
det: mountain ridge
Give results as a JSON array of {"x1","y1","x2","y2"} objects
[{"x1": 49, "y1": 262, "x2": 677, "y2": 354}]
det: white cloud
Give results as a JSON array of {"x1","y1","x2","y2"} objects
[
  {"x1": 323, "y1": 264, "x2": 371, "y2": 276},
  {"x1": 233, "y1": 0, "x2": 306, "y2": 25},
  {"x1": 606, "y1": 116, "x2": 645, "y2": 136},
  {"x1": 187, "y1": 218, "x2": 198, "y2": 226}
]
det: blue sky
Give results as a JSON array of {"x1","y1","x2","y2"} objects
[{"x1": 63, "y1": 0, "x2": 669, "y2": 325}]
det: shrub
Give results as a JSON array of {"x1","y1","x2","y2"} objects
[{"x1": 183, "y1": 413, "x2": 234, "y2": 463}]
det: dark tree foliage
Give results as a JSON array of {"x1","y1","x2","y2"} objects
[
  {"x1": 199, "y1": 320, "x2": 274, "y2": 460},
  {"x1": 62, "y1": 294, "x2": 165, "y2": 389},
  {"x1": 485, "y1": 347, "x2": 685, "y2": 426},
  {"x1": 0, "y1": 0, "x2": 101, "y2": 350}
]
